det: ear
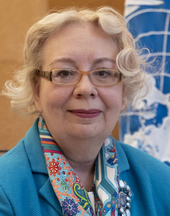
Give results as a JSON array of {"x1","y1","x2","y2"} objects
[{"x1": 34, "y1": 77, "x2": 43, "y2": 113}]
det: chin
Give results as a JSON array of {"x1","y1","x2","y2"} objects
[{"x1": 69, "y1": 127, "x2": 107, "y2": 140}]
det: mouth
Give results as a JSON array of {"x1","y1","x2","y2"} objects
[{"x1": 68, "y1": 109, "x2": 102, "y2": 118}]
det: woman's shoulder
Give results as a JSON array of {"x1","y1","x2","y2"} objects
[
  {"x1": 115, "y1": 139, "x2": 170, "y2": 174},
  {"x1": 115, "y1": 140, "x2": 170, "y2": 214},
  {"x1": 0, "y1": 139, "x2": 29, "y2": 175},
  {"x1": 0, "y1": 119, "x2": 39, "y2": 174}
]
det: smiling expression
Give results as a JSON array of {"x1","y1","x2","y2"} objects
[{"x1": 34, "y1": 22, "x2": 126, "y2": 146}]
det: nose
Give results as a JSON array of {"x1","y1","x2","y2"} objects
[{"x1": 73, "y1": 75, "x2": 98, "y2": 99}]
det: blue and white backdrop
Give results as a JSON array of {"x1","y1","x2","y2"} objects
[{"x1": 120, "y1": 0, "x2": 170, "y2": 165}]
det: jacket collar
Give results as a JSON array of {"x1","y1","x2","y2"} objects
[
  {"x1": 24, "y1": 118, "x2": 130, "y2": 214},
  {"x1": 24, "y1": 118, "x2": 62, "y2": 214},
  {"x1": 24, "y1": 119, "x2": 130, "y2": 175},
  {"x1": 24, "y1": 118, "x2": 47, "y2": 174},
  {"x1": 114, "y1": 139, "x2": 130, "y2": 175}
]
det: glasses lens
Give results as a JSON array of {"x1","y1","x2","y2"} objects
[
  {"x1": 90, "y1": 69, "x2": 120, "y2": 85},
  {"x1": 52, "y1": 69, "x2": 80, "y2": 84}
]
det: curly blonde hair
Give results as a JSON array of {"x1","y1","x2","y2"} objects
[{"x1": 2, "y1": 6, "x2": 147, "y2": 115}]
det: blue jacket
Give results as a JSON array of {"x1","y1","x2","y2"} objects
[{"x1": 0, "y1": 119, "x2": 170, "y2": 215}]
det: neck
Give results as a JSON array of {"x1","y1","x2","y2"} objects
[
  {"x1": 56, "y1": 134, "x2": 105, "y2": 162},
  {"x1": 52, "y1": 132, "x2": 108, "y2": 191},
  {"x1": 67, "y1": 157, "x2": 95, "y2": 191}
]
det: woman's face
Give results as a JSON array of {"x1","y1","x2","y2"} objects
[{"x1": 34, "y1": 22, "x2": 126, "y2": 144}]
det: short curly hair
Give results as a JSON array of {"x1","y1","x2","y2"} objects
[{"x1": 2, "y1": 6, "x2": 147, "y2": 115}]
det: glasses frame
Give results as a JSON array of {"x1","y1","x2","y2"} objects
[{"x1": 35, "y1": 68, "x2": 122, "y2": 87}]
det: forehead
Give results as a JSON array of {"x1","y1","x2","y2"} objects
[{"x1": 42, "y1": 22, "x2": 118, "y2": 68}]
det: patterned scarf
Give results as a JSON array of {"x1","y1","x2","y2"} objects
[{"x1": 38, "y1": 116, "x2": 119, "y2": 216}]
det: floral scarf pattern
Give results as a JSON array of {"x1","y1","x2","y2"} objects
[{"x1": 38, "y1": 116, "x2": 119, "y2": 216}]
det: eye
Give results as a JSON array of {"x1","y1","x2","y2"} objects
[
  {"x1": 55, "y1": 69, "x2": 75, "y2": 78},
  {"x1": 95, "y1": 69, "x2": 112, "y2": 77},
  {"x1": 52, "y1": 69, "x2": 79, "y2": 84}
]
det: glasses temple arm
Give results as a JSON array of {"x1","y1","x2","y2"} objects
[{"x1": 35, "y1": 70, "x2": 52, "y2": 81}]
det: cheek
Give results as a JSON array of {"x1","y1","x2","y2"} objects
[
  {"x1": 41, "y1": 87, "x2": 73, "y2": 112},
  {"x1": 100, "y1": 86, "x2": 125, "y2": 112},
  {"x1": 106, "y1": 97, "x2": 123, "y2": 113}
]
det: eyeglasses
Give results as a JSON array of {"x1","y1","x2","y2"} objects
[{"x1": 35, "y1": 68, "x2": 122, "y2": 86}]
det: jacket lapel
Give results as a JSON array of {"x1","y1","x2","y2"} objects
[
  {"x1": 39, "y1": 178, "x2": 62, "y2": 215},
  {"x1": 114, "y1": 139, "x2": 130, "y2": 174},
  {"x1": 24, "y1": 119, "x2": 62, "y2": 214}
]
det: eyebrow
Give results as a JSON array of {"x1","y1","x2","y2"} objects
[
  {"x1": 49, "y1": 57, "x2": 116, "y2": 67},
  {"x1": 49, "y1": 58, "x2": 76, "y2": 67},
  {"x1": 93, "y1": 58, "x2": 116, "y2": 65}
]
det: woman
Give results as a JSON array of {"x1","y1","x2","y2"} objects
[{"x1": 1, "y1": 6, "x2": 170, "y2": 216}]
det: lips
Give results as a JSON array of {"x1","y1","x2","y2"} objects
[{"x1": 69, "y1": 109, "x2": 102, "y2": 118}]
